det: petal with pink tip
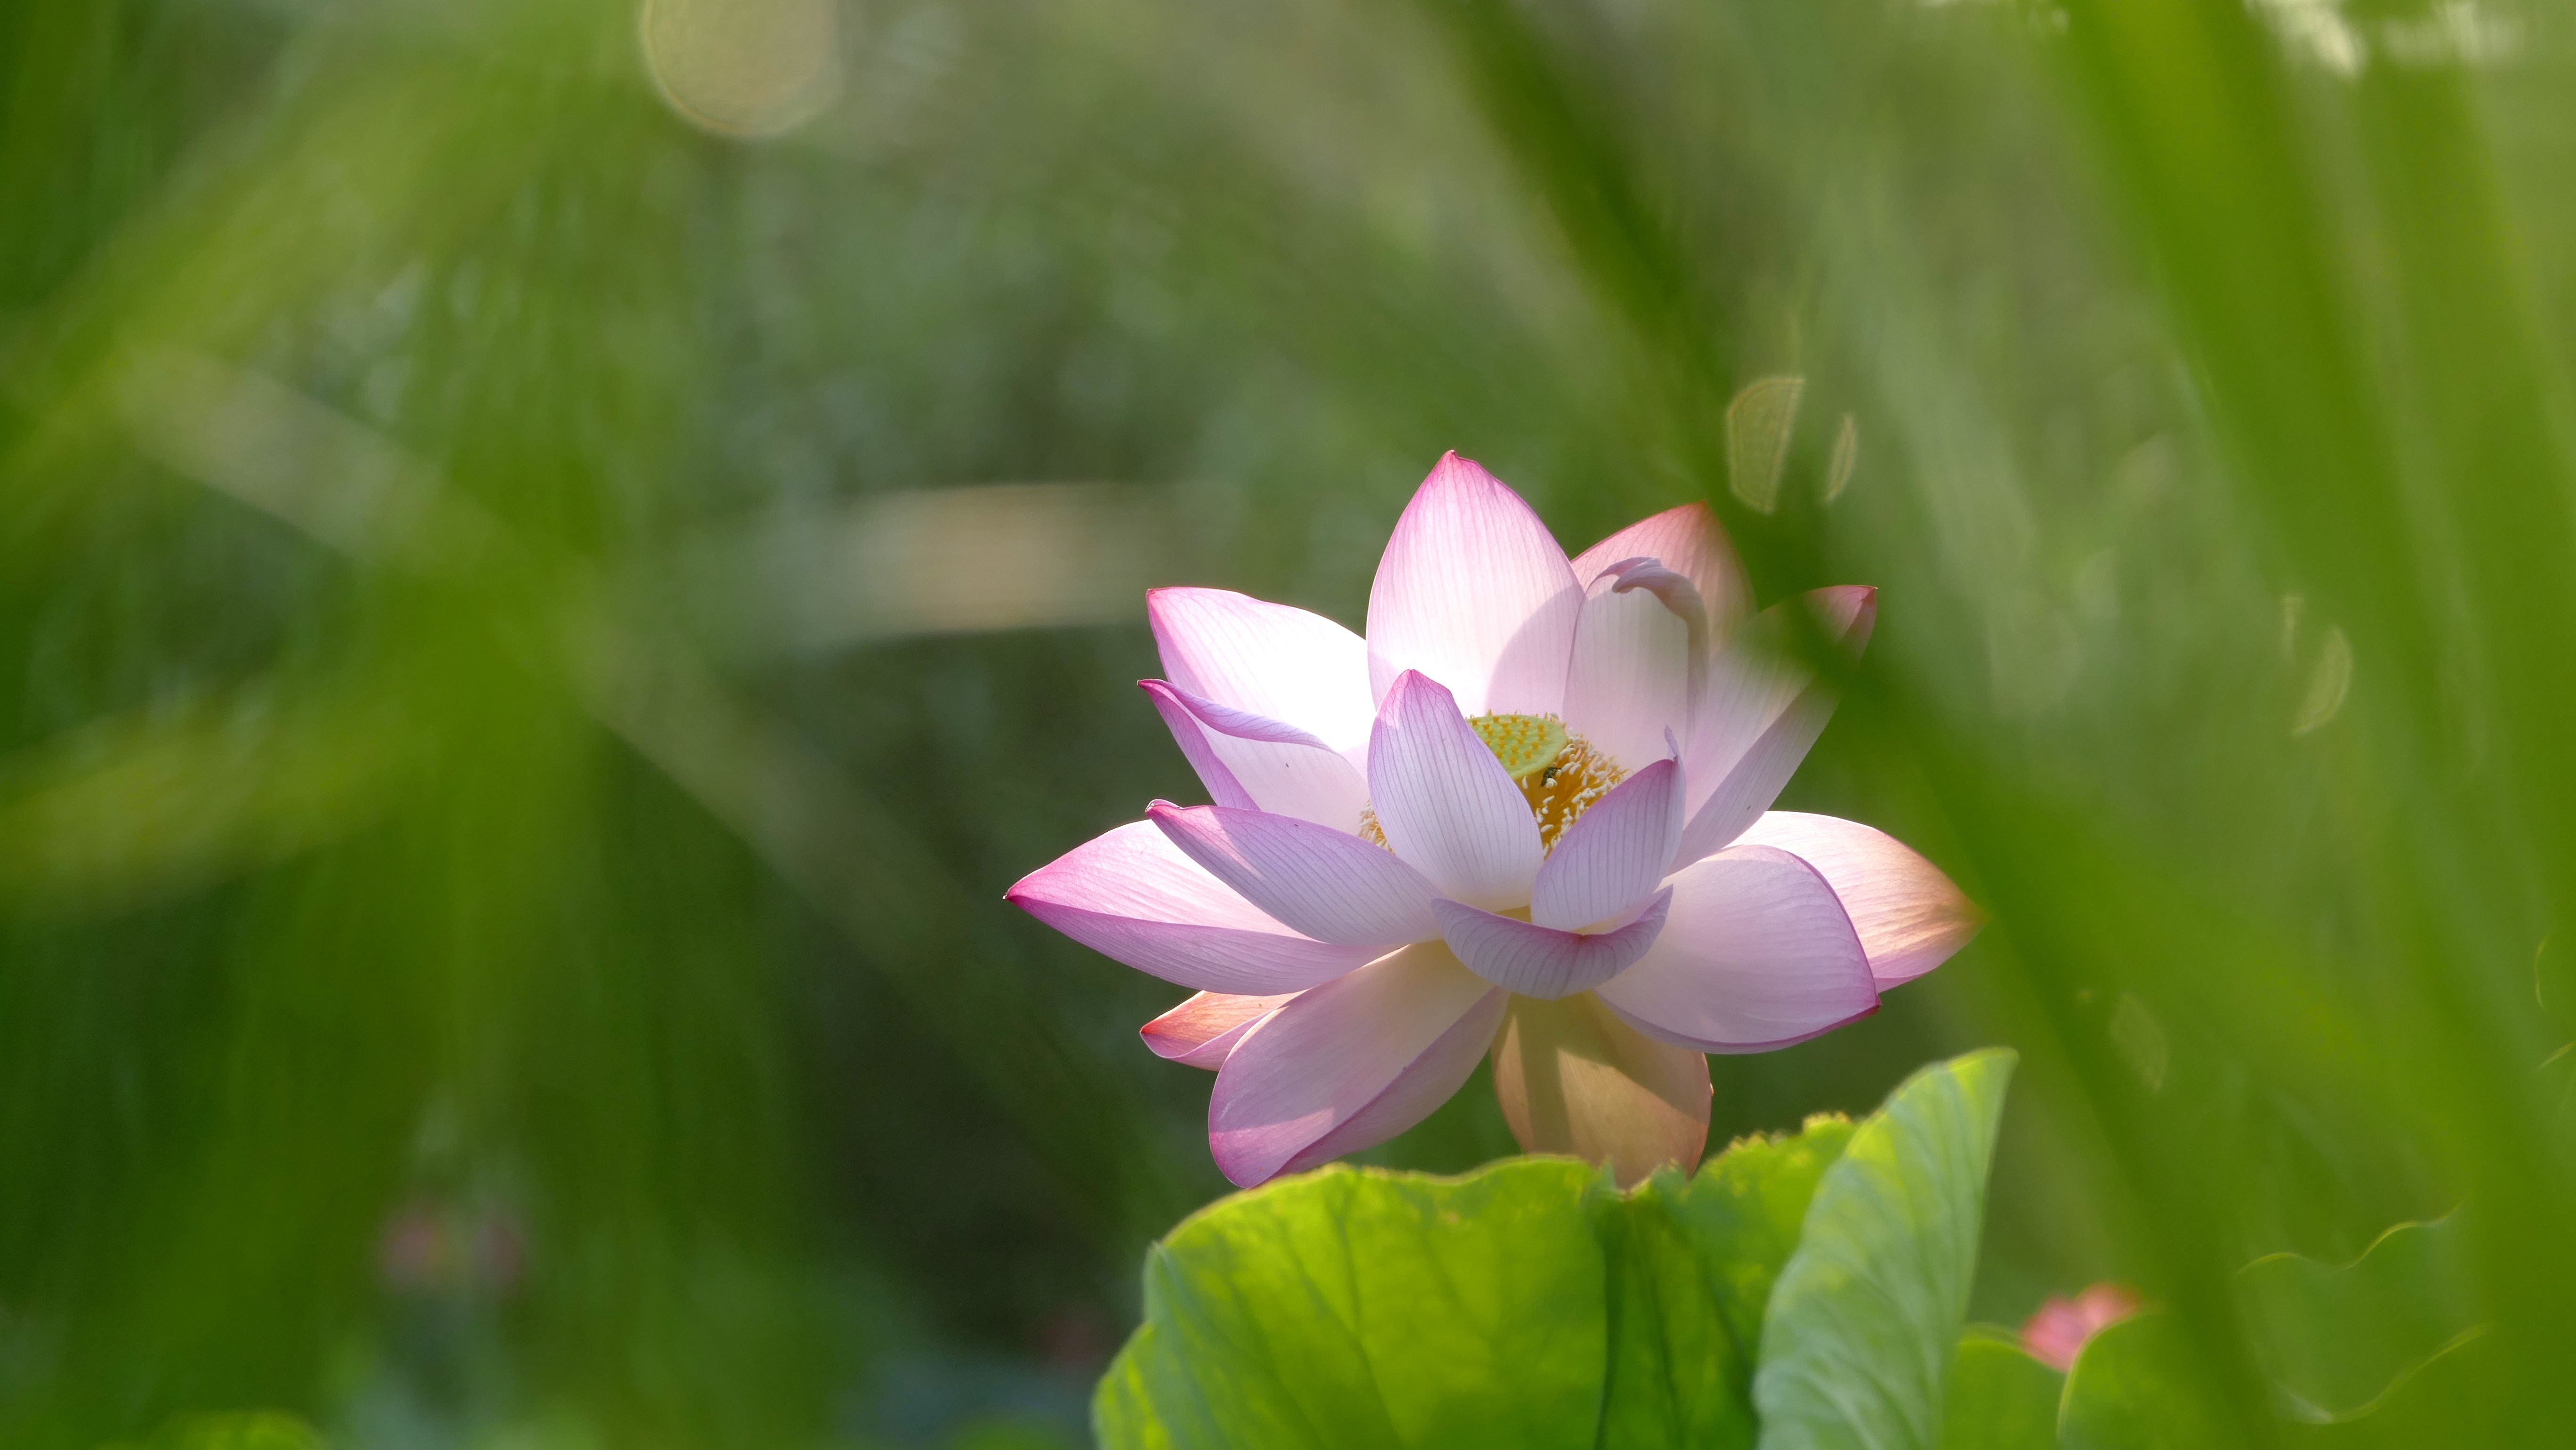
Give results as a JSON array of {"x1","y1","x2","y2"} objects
[
  {"x1": 1490, "y1": 993, "x2": 1709, "y2": 1187},
  {"x1": 1531, "y1": 758, "x2": 1685, "y2": 931},
  {"x1": 1562, "y1": 561, "x2": 1705, "y2": 774},
  {"x1": 1209, "y1": 942, "x2": 1504, "y2": 1187},
  {"x1": 1364, "y1": 453, "x2": 1581, "y2": 717},
  {"x1": 1736, "y1": 811, "x2": 1981, "y2": 987},
  {"x1": 1006, "y1": 821, "x2": 1377, "y2": 994},
  {"x1": 1432, "y1": 889, "x2": 1671, "y2": 999},
  {"x1": 1367, "y1": 671, "x2": 1545, "y2": 909},
  {"x1": 1141, "y1": 991, "x2": 1298, "y2": 1070},
  {"x1": 1148, "y1": 800, "x2": 1440, "y2": 947},
  {"x1": 1673, "y1": 586, "x2": 1877, "y2": 866},
  {"x1": 1570, "y1": 501, "x2": 1755, "y2": 645},
  {"x1": 1594, "y1": 844, "x2": 1878, "y2": 1052},
  {"x1": 1141, "y1": 680, "x2": 1372, "y2": 834},
  {"x1": 1150, "y1": 588, "x2": 1377, "y2": 760}
]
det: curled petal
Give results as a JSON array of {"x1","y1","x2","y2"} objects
[
  {"x1": 1367, "y1": 670, "x2": 1545, "y2": 909},
  {"x1": 1141, "y1": 679, "x2": 1372, "y2": 833},
  {"x1": 1562, "y1": 561, "x2": 1704, "y2": 774},
  {"x1": 1141, "y1": 991, "x2": 1298, "y2": 1070},
  {"x1": 1490, "y1": 993, "x2": 1710, "y2": 1187},
  {"x1": 1595, "y1": 844, "x2": 1877, "y2": 1051},
  {"x1": 1364, "y1": 452, "x2": 1581, "y2": 717},
  {"x1": 1736, "y1": 811, "x2": 1980, "y2": 987},
  {"x1": 1673, "y1": 586, "x2": 1877, "y2": 866},
  {"x1": 1569, "y1": 501, "x2": 1755, "y2": 646},
  {"x1": 1005, "y1": 821, "x2": 1377, "y2": 994},
  {"x1": 1432, "y1": 889, "x2": 1672, "y2": 999},
  {"x1": 1149, "y1": 588, "x2": 1376, "y2": 758},
  {"x1": 1531, "y1": 757, "x2": 1685, "y2": 931},
  {"x1": 1148, "y1": 800, "x2": 1440, "y2": 947},
  {"x1": 1209, "y1": 942, "x2": 1505, "y2": 1187}
]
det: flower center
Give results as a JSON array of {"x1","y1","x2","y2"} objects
[{"x1": 1360, "y1": 711, "x2": 1627, "y2": 853}]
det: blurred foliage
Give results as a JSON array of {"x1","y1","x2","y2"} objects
[{"x1": 5, "y1": 0, "x2": 2576, "y2": 1443}]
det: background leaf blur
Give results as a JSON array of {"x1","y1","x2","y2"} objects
[{"x1": 5, "y1": 0, "x2": 2575, "y2": 1445}]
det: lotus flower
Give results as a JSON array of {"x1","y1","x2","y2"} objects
[{"x1": 1007, "y1": 453, "x2": 1979, "y2": 1187}]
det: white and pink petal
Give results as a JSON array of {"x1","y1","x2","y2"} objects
[
  {"x1": 1569, "y1": 501, "x2": 1755, "y2": 646},
  {"x1": 1148, "y1": 800, "x2": 1440, "y2": 947},
  {"x1": 1530, "y1": 757, "x2": 1685, "y2": 932},
  {"x1": 1594, "y1": 843, "x2": 1878, "y2": 1052},
  {"x1": 1367, "y1": 670, "x2": 1546, "y2": 910},
  {"x1": 1364, "y1": 452, "x2": 1582, "y2": 717},
  {"x1": 1149, "y1": 588, "x2": 1376, "y2": 758},
  {"x1": 1141, "y1": 680, "x2": 1372, "y2": 834},
  {"x1": 1208, "y1": 942, "x2": 1505, "y2": 1187},
  {"x1": 1673, "y1": 586, "x2": 1877, "y2": 865},
  {"x1": 1005, "y1": 821, "x2": 1377, "y2": 995},
  {"x1": 1433, "y1": 891, "x2": 1671, "y2": 999},
  {"x1": 1735, "y1": 811, "x2": 1980, "y2": 987},
  {"x1": 1489, "y1": 993, "x2": 1710, "y2": 1187}
]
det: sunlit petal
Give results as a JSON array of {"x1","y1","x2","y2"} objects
[
  {"x1": 1433, "y1": 889, "x2": 1671, "y2": 999},
  {"x1": 1595, "y1": 844, "x2": 1877, "y2": 1051},
  {"x1": 1674, "y1": 586, "x2": 1877, "y2": 865},
  {"x1": 1489, "y1": 993, "x2": 1710, "y2": 1187},
  {"x1": 1738, "y1": 811, "x2": 1980, "y2": 987},
  {"x1": 1531, "y1": 757, "x2": 1684, "y2": 931},
  {"x1": 1209, "y1": 941, "x2": 1504, "y2": 1186},
  {"x1": 1364, "y1": 452, "x2": 1581, "y2": 717},
  {"x1": 1140, "y1": 991, "x2": 1299, "y2": 1070},
  {"x1": 1366, "y1": 670, "x2": 1545, "y2": 909},
  {"x1": 1148, "y1": 800, "x2": 1441, "y2": 946},
  {"x1": 1140, "y1": 679, "x2": 1372, "y2": 832}
]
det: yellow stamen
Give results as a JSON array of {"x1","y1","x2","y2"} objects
[{"x1": 1358, "y1": 712, "x2": 1628, "y2": 853}]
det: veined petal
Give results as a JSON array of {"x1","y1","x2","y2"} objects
[
  {"x1": 1149, "y1": 587, "x2": 1377, "y2": 758},
  {"x1": 1673, "y1": 586, "x2": 1877, "y2": 866},
  {"x1": 1148, "y1": 800, "x2": 1441, "y2": 947},
  {"x1": 1141, "y1": 679, "x2": 1372, "y2": 833},
  {"x1": 1531, "y1": 758, "x2": 1685, "y2": 931},
  {"x1": 1005, "y1": 821, "x2": 1377, "y2": 994},
  {"x1": 1562, "y1": 560, "x2": 1704, "y2": 774},
  {"x1": 1736, "y1": 812, "x2": 1980, "y2": 987},
  {"x1": 1490, "y1": 993, "x2": 1710, "y2": 1187},
  {"x1": 1364, "y1": 452, "x2": 1581, "y2": 717},
  {"x1": 1569, "y1": 501, "x2": 1755, "y2": 646},
  {"x1": 1139, "y1": 680, "x2": 1256, "y2": 812},
  {"x1": 1595, "y1": 844, "x2": 1877, "y2": 1052},
  {"x1": 1209, "y1": 941, "x2": 1504, "y2": 1187},
  {"x1": 1432, "y1": 889, "x2": 1671, "y2": 999},
  {"x1": 1367, "y1": 670, "x2": 1546, "y2": 908},
  {"x1": 1141, "y1": 991, "x2": 1298, "y2": 1070}
]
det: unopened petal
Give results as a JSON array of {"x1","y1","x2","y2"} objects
[
  {"x1": 1673, "y1": 586, "x2": 1877, "y2": 866},
  {"x1": 1562, "y1": 562, "x2": 1702, "y2": 774},
  {"x1": 1431, "y1": 889, "x2": 1670, "y2": 999},
  {"x1": 1208, "y1": 941, "x2": 1504, "y2": 1187},
  {"x1": 1005, "y1": 821, "x2": 1377, "y2": 994},
  {"x1": 1736, "y1": 811, "x2": 1980, "y2": 987},
  {"x1": 1141, "y1": 991, "x2": 1298, "y2": 1070},
  {"x1": 1595, "y1": 843, "x2": 1878, "y2": 1051},
  {"x1": 1148, "y1": 800, "x2": 1441, "y2": 947},
  {"x1": 1367, "y1": 670, "x2": 1546, "y2": 909},
  {"x1": 1569, "y1": 501, "x2": 1755, "y2": 646},
  {"x1": 1490, "y1": 993, "x2": 1710, "y2": 1187},
  {"x1": 1140, "y1": 679, "x2": 1372, "y2": 833},
  {"x1": 1364, "y1": 452, "x2": 1581, "y2": 717},
  {"x1": 1150, "y1": 588, "x2": 1377, "y2": 760},
  {"x1": 1531, "y1": 758, "x2": 1685, "y2": 931}
]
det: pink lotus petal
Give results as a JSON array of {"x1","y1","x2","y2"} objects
[
  {"x1": 1531, "y1": 758, "x2": 1686, "y2": 931},
  {"x1": 1139, "y1": 680, "x2": 1256, "y2": 812},
  {"x1": 1562, "y1": 560, "x2": 1706, "y2": 774},
  {"x1": 1364, "y1": 452, "x2": 1582, "y2": 717},
  {"x1": 1367, "y1": 670, "x2": 1546, "y2": 909},
  {"x1": 1149, "y1": 588, "x2": 1377, "y2": 761},
  {"x1": 1490, "y1": 993, "x2": 1710, "y2": 1186},
  {"x1": 1140, "y1": 991, "x2": 1299, "y2": 1070},
  {"x1": 1140, "y1": 679, "x2": 1372, "y2": 834},
  {"x1": 1673, "y1": 586, "x2": 1877, "y2": 866},
  {"x1": 1147, "y1": 800, "x2": 1441, "y2": 947},
  {"x1": 1209, "y1": 942, "x2": 1504, "y2": 1186},
  {"x1": 1594, "y1": 844, "x2": 1878, "y2": 1051},
  {"x1": 1005, "y1": 821, "x2": 1377, "y2": 994},
  {"x1": 1736, "y1": 811, "x2": 1980, "y2": 987},
  {"x1": 2021, "y1": 1284, "x2": 2143, "y2": 1371},
  {"x1": 1569, "y1": 501, "x2": 1755, "y2": 646},
  {"x1": 1431, "y1": 889, "x2": 1672, "y2": 999}
]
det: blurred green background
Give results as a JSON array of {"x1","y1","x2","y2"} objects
[{"x1": 6, "y1": 0, "x2": 2575, "y2": 1444}]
